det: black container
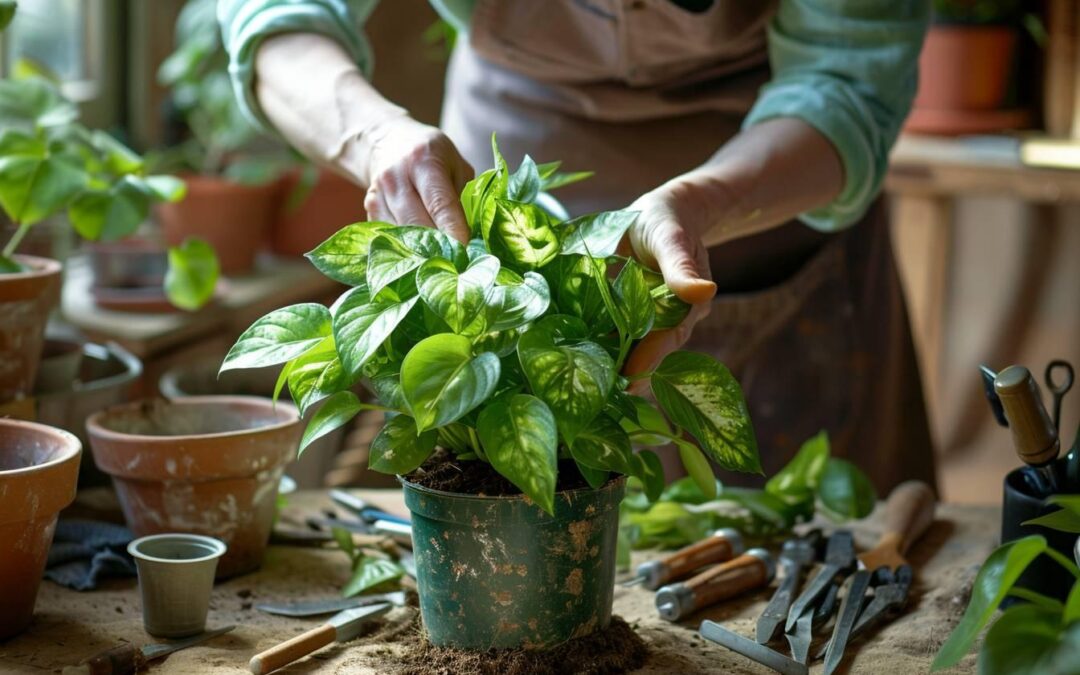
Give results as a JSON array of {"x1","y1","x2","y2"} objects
[{"x1": 1001, "y1": 467, "x2": 1078, "y2": 603}]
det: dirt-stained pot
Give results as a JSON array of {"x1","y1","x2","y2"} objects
[
  {"x1": 402, "y1": 476, "x2": 625, "y2": 650},
  {"x1": 86, "y1": 396, "x2": 300, "y2": 578},
  {"x1": 0, "y1": 419, "x2": 81, "y2": 639},
  {"x1": 0, "y1": 255, "x2": 62, "y2": 404}
]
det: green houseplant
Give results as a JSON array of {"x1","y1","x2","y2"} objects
[
  {"x1": 156, "y1": 0, "x2": 297, "y2": 274},
  {"x1": 0, "y1": 5, "x2": 217, "y2": 403},
  {"x1": 221, "y1": 137, "x2": 761, "y2": 649}
]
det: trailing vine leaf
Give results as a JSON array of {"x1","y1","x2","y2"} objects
[
  {"x1": 369, "y1": 414, "x2": 438, "y2": 474},
  {"x1": 416, "y1": 254, "x2": 500, "y2": 333},
  {"x1": 367, "y1": 233, "x2": 427, "y2": 297},
  {"x1": 221, "y1": 302, "x2": 331, "y2": 371},
  {"x1": 559, "y1": 210, "x2": 637, "y2": 258},
  {"x1": 817, "y1": 458, "x2": 876, "y2": 520},
  {"x1": 286, "y1": 336, "x2": 347, "y2": 416},
  {"x1": 477, "y1": 394, "x2": 558, "y2": 514},
  {"x1": 488, "y1": 271, "x2": 550, "y2": 332},
  {"x1": 652, "y1": 351, "x2": 761, "y2": 473},
  {"x1": 619, "y1": 396, "x2": 675, "y2": 446},
  {"x1": 461, "y1": 168, "x2": 497, "y2": 234},
  {"x1": 1023, "y1": 495, "x2": 1080, "y2": 533},
  {"x1": 485, "y1": 199, "x2": 560, "y2": 271},
  {"x1": 642, "y1": 267, "x2": 691, "y2": 330},
  {"x1": 570, "y1": 413, "x2": 637, "y2": 476},
  {"x1": 306, "y1": 222, "x2": 393, "y2": 286},
  {"x1": 164, "y1": 237, "x2": 219, "y2": 311},
  {"x1": 400, "y1": 333, "x2": 500, "y2": 431},
  {"x1": 931, "y1": 535, "x2": 1048, "y2": 671},
  {"x1": 978, "y1": 604, "x2": 1080, "y2": 675},
  {"x1": 332, "y1": 287, "x2": 418, "y2": 379},
  {"x1": 543, "y1": 254, "x2": 613, "y2": 334},
  {"x1": 635, "y1": 449, "x2": 666, "y2": 502},
  {"x1": 508, "y1": 154, "x2": 540, "y2": 204},
  {"x1": 342, "y1": 557, "x2": 405, "y2": 598},
  {"x1": 614, "y1": 259, "x2": 655, "y2": 339},
  {"x1": 300, "y1": 390, "x2": 364, "y2": 454},
  {"x1": 674, "y1": 440, "x2": 718, "y2": 501}
]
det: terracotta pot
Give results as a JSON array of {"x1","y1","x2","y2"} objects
[
  {"x1": 916, "y1": 25, "x2": 1017, "y2": 111},
  {"x1": 272, "y1": 169, "x2": 367, "y2": 257},
  {"x1": 86, "y1": 397, "x2": 301, "y2": 578},
  {"x1": 0, "y1": 255, "x2": 62, "y2": 405},
  {"x1": 0, "y1": 419, "x2": 81, "y2": 639},
  {"x1": 156, "y1": 175, "x2": 282, "y2": 275},
  {"x1": 33, "y1": 338, "x2": 84, "y2": 395}
]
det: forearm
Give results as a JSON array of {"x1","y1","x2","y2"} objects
[
  {"x1": 668, "y1": 117, "x2": 844, "y2": 248},
  {"x1": 254, "y1": 32, "x2": 406, "y2": 184}
]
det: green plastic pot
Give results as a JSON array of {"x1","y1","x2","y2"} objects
[{"x1": 402, "y1": 475, "x2": 626, "y2": 650}]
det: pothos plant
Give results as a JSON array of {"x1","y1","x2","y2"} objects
[
  {"x1": 221, "y1": 136, "x2": 761, "y2": 514},
  {"x1": 0, "y1": 4, "x2": 217, "y2": 308}
]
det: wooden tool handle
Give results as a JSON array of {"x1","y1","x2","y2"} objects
[
  {"x1": 249, "y1": 624, "x2": 336, "y2": 675},
  {"x1": 879, "y1": 480, "x2": 936, "y2": 556},
  {"x1": 685, "y1": 554, "x2": 769, "y2": 609},
  {"x1": 67, "y1": 645, "x2": 144, "y2": 675},
  {"x1": 663, "y1": 535, "x2": 738, "y2": 579}
]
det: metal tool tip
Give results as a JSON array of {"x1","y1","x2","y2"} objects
[
  {"x1": 658, "y1": 602, "x2": 676, "y2": 620},
  {"x1": 620, "y1": 576, "x2": 645, "y2": 587}
]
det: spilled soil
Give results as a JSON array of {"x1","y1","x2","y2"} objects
[{"x1": 406, "y1": 452, "x2": 594, "y2": 496}]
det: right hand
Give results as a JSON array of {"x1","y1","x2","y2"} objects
[{"x1": 359, "y1": 116, "x2": 474, "y2": 243}]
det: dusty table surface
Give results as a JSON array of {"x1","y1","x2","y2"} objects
[{"x1": 0, "y1": 489, "x2": 993, "y2": 674}]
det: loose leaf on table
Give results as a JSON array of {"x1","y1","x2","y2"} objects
[
  {"x1": 651, "y1": 351, "x2": 761, "y2": 473},
  {"x1": 816, "y1": 458, "x2": 876, "y2": 520},
  {"x1": 477, "y1": 394, "x2": 558, "y2": 514},
  {"x1": 674, "y1": 439, "x2": 718, "y2": 501},
  {"x1": 368, "y1": 414, "x2": 438, "y2": 475},
  {"x1": 367, "y1": 233, "x2": 427, "y2": 297},
  {"x1": 332, "y1": 287, "x2": 418, "y2": 379},
  {"x1": 977, "y1": 604, "x2": 1080, "y2": 675},
  {"x1": 222, "y1": 303, "x2": 331, "y2": 372},
  {"x1": 570, "y1": 413, "x2": 637, "y2": 476},
  {"x1": 300, "y1": 391, "x2": 364, "y2": 455},
  {"x1": 164, "y1": 237, "x2": 219, "y2": 311},
  {"x1": 765, "y1": 430, "x2": 831, "y2": 504},
  {"x1": 416, "y1": 254, "x2": 500, "y2": 333},
  {"x1": 613, "y1": 259, "x2": 655, "y2": 339},
  {"x1": 931, "y1": 535, "x2": 1048, "y2": 671},
  {"x1": 400, "y1": 333, "x2": 500, "y2": 431},
  {"x1": 559, "y1": 210, "x2": 637, "y2": 258},
  {"x1": 305, "y1": 222, "x2": 392, "y2": 286},
  {"x1": 508, "y1": 154, "x2": 540, "y2": 204},
  {"x1": 485, "y1": 199, "x2": 560, "y2": 271},
  {"x1": 518, "y1": 320, "x2": 615, "y2": 443},
  {"x1": 286, "y1": 336, "x2": 347, "y2": 416},
  {"x1": 342, "y1": 556, "x2": 405, "y2": 598},
  {"x1": 1023, "y1": 495, "x2": 1080, "y2": 534}
]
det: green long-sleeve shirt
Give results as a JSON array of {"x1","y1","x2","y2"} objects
[{"x1": 218, "y1": 0, "x2": 928, "y2": 231}]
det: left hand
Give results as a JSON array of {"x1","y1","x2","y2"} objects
[{"x1": 623, "y1": 182, "x2": 718, "y2": 384}]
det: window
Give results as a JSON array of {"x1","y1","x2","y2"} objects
[{"x1": 2, "y1": 0, "x2": 104, "y2": 102}]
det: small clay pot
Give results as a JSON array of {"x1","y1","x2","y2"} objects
[
  {"x1": 86, "y1": 397, "x2": 301, "y2": 578},
  {"x1": 156, "y1": 175, "x2": 282, "y2": 275},
  {"x1": 0, "y1": 419, "x2": 81, "y2": 639},
  {"x1": 272, "y1": 169, "x2": 367, "y2": 257},
  {"x1": 128, "y1": 533, "x2": 227, "y2": 638},
  {"x1": 0, "y1": 255, "x2": 63, "y2": 404},
  {"x1": 33, "y1": 338, "x2": 84, "y2": 395}
]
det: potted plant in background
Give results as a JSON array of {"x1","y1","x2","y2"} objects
[
  {"x1": 221, "y1": 138, "x2": 762, "y2": 649},
  {"x1": 909, "y1": 0, "x2": 1037, "y2": 134},
  {"x1": 0, "y1": 6, "x2": 218, "y2": 403},
  {"x1": 156, "y1": 0, "x2": 297, "y2": 274}
]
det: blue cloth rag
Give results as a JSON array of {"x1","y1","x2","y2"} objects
[{"x1": 45, "y1": 519, "x2": 136, "y2": 591}]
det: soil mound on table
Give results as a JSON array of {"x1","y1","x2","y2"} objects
[
  {"x1": 378, "y1": 613, "x2": 648, "y2": 675},
  {"x1": 406, "y1": 452, "x2": 595, "y2": 496}
]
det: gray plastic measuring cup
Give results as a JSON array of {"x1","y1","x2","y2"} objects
[{"x1": 128, "y1": 533, "x2": 227, "y2": 637}]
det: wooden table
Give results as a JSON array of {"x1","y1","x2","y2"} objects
[{"x1": 0, "y1": 489, "x2": 993, "y2": 674}]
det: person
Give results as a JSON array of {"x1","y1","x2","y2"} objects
[{"x1": 218, "y1": 0, "x2": 937, "y2": 492}]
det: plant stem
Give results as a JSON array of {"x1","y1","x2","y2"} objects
[
  {"x1": 1044, "y1": 546, "x2": 1080, "y2": 578},
  {"x1": 2, "y1": 221, "x2": 29, "y2": 258},
  {"x1": 1006, "y1": 587, "x2": 1065, "y2": 611},
  {"x1": 467, "y1": 427, "x2": 487, "y2": 462},
  {"x1": 625, "y1": 371, "x2": 654, "y2": 382}
]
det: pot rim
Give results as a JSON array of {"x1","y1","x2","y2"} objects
[
  {"x1": 399, "y1": 473, "x2": 627, "y2": 503},
  {"x1": 37, "y1": 341, "x2": 143, "y2": 400},
  {"x1": 0, "y1": 254, "x2": 62, "y2": 280},
  {"x1": 128, "y1": 533, "x2": 227, "y2": 564},
  {"x1": 86, "y1": 395, "x2": 300, "y2": 443},
  {"x1": 0, "y1": 418, "x2": 81, "y2": 477}
]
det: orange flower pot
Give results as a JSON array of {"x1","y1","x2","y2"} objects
[
  {"x1": 0, "y1": 255, "x2": 62, "y2": 404},
  {"x1": 271, "y1": 169, "x2": 367, "y2": 257}
]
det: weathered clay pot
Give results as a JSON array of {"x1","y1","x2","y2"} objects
[
  {"x1": 86, "y1": 397, "x2": 300, "y2": 578},
  {"x1": 33, "y1": 338, "x2": 84, "y2": 395},
  {"x1": 271, "y1": 169, "x2": 367, "y2": 257},
  {"x1": 0, "y1": 255, "x2": 62, "y2": 404},
  {"x1": 0, "y1": 419, "x2": 81, "y2": 639},
  {"x1": 156, "y1": 175, "x2": 281, "y2": 275}
]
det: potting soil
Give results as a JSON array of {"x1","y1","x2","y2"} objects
[{"x1": 407, "y1": 452, "x2": 594, "y2": 496}]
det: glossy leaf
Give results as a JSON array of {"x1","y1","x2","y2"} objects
[
  {"x1": 400, "y1": 334, "x2": 500, "y2": 431},
  {"x1": 305, "y1": 222, "x2": 393, "y2": 286},
  {"x1": 636, "y1": 449, "x2": 666, "y2": 502},
  {"x1": 614, "y1": 259, "x2": 655, "y2": 339},
  {"x1": 765, "y1": 430, "x2": 830, "y2": 503},
  {"x1": 651, "y1": 351, "x2": 761, "y2": 473},
  {"x1": 642, "y1": 267, "x2": 692, "y2": 330},
  {"x1": 388, "y1": 225, "x2": 466, "y2": 267},
  {"x1": 978, "y1": 604, "x2": 1080, "y2": 675},
  {"x1": 675, "y1": 440, "x2": 718, "y2": 501},
  {"x1": 488, "y1": 271, "x2": 550, "y2": 332},
  {"x1": 416, "y1": 254, "x2": 500, "y2": 333},
  {"x1": 332, "y1": 287, "x2": 418, "y2": 379},
  {"x1": 368, "y1": 414, "x2": 437, "y2": 474},
  {"x1": 477, "y1": 394, "x2": 558, "y2": 514},
  {"x1": 342, "y1": 556, "x2": 404, "y2": 598},
  {"x1": 486, "y1": 199, "x2": 559, "y2": 271},
  {"x1": 164, "y1": 237, "x2": 218, "y2": 311},
  {"x1": 1065, "y1": 578, "x2": 1080, "y2": 625},
  {"x1": 931, "y1": 535, "x2": 1048, "y2": 671},
  {"x1": 367, "y1": 233, "x2": 426, "y2": 297},
  {"x1": 300, "y1": 391, "x2": 363, "y2": 455},
  {"x1": 1024, "y1": 495, "x2": 1080, "y2": 533},
  {"x1": 543, "y1": 254, "x2": 613, "y2": 334},
  {"x1": 817, "y1": 458, "x2": 876, "y2": 519},
  {"x1": 508, "y1": 154, "x2": 540, "y2": 204},
  {"x1": 222, "y1": 303, "x2": 331, "y2": 372},
  {"x1": 0, "y1": 78, "x2": 77, "y2": 129},
  {"x1": 461, "y1": 168, "x2": 497, "y2": 233},
  {"x1": 286, "y1": 336, "x2": 347, "y2": 416},
  {"x1": 570, "y1": 413, "x2": 636, "y2": 475},
  {"x1": 68, "y1": 177, "x2": 150, "y2": 242},
  {"x1": 0, "y1": 142, "x2": 85, "y2": 226},
  {"x1": 620, "y1": 396, "x2": 675, "y2": 446},
  {"x1": 559, "y1": 210, "x2": 637, "y2": 258},
  {"x1": 331, "y1": 526, "x2": 355, "y2": 559},
  {"x1": 542, "y1": 169, "x2": 593, "y2": 191}
]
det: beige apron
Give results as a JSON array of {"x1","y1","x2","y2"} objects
[{"x1": 440, "y1": 0, "x2": 937, "y2": 494}]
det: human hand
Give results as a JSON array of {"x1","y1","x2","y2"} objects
[
  {"x1": 357, "y1": 116, "x2": 474, "y2": 243},
  {"x1": 623, "y1": 182, "x2": 718, "y2": 385}
]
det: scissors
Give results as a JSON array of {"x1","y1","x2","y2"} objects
[{"x1": 1044, "y1": 359, "x2": 1074, "y2": 432}]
